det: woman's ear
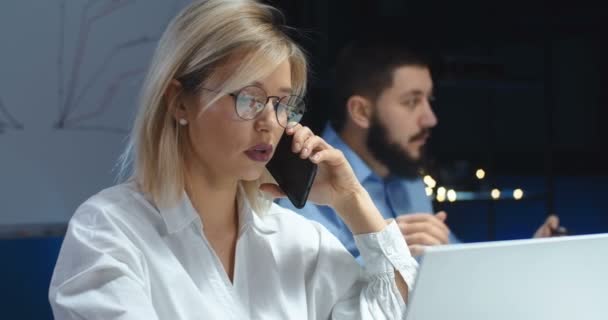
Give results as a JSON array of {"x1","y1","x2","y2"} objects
[
  {"x1": 346, "y1": 95, "x2": 373, "y2": 129},
  {"x1": 165, "y1": 79, "x2": 187, "y2": 122}
]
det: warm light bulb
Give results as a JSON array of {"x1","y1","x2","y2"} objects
[
  {"x1": 491, "y1": 189, "x2": 501, "y2": 200},
  {"x1": 436, "y1": 193, "x2": 446, "y2": 202},
  {"x1": 425, "y1": 187, "x2": 434, "y2": 197},
  {"x1": 423, "y1": 175, "x2": 437, "y2": 188},
  {"x1": 437, "y1": 187, "x2": 446, "y2": 197},
  {"x1": 447, "y1": 189, "x2": 457, "y2": 202},
  {"x1": 513, "y1": 188, "x2": 524, "y2": 200},
  {"x1": 475, "y1": 169, "x2": 486, "y2": 180}
]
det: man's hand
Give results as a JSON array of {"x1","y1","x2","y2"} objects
[
  {"x1": 533, "y1": 215, "x2": 566, "y2": 238},
  {"x1": 396, "y1": 211, "x2": 451, "y2": 256}
]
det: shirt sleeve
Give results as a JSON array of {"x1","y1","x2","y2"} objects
[
  {"x1": 277, "y1": 198, "x2": 359, "y2": 256},
  {"x1": 307, "y1": 220, "x2": 418, "y2": 320},
  {"x1": 49, "y1": 203, "x2": 160, "y2": 320},
  {"x1": 449, "y1": 232, "x2": 462, "y2": 244}
]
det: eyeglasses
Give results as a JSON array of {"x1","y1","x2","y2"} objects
[{"x1": 203, "y1": 85, "x2": 306, "y2": 128}]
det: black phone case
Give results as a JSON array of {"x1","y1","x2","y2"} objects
[{"x1": 266, "y1": 134, "x2": 318, "y2": 209}]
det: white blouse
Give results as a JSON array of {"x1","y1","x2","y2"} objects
[{"x1": 49, "y1": 182, "x2": 418, "y2": 319}]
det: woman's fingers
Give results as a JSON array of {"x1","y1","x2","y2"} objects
[
  {"x1": 287, "y1": 125, "x2": 314, "y2": 153},
  {"x1": 310, "y1": 148, "x2": 345, "y2": 166},
  {"x1": 283, "y1": 125, "x2": 334, "y2": 160},
  {"x1": 299, "y1": 135, "x2": 330, "y2": 159}
]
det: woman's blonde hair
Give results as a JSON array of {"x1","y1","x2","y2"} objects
[{"x1": 119, "y1": 0, "x2": 308, "y2": 212}]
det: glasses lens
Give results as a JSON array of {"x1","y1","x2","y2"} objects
[
  {"x1": 277, "y1": 95, "x2": 305, "y2": 128},
  {"x1": 235, "y1": 86, "x2": 266, "y2": 119}
]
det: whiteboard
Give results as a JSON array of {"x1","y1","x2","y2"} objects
[{"x1": 0, "y1": 0, "x2": 189, "y2": 228}]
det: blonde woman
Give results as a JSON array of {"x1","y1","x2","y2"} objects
[{"x1": 49, "y1": 1, "x2": 418, "y2": 319}]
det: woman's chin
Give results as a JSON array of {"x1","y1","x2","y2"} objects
[{"x1": 240, "y1": 169, "x2": 265, "y2": 182}]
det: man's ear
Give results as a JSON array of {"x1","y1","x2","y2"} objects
[
  {"x1": 165, "y1": 79, "x2": 187, "y2": 122},
  {"x1": 346, "y1": 95, "x2": 373, "y2": 129}
]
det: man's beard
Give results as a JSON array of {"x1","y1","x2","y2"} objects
[{"x1": 366, "y1": 114, "x2": 429, "y2": 179}]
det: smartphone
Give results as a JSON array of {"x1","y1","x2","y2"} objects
[{"x1": 266, "y1": 133, "x2": 318, "y2": 209}]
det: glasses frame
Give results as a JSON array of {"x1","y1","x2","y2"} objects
[{"x1": 202, "y1": 85, "x2": 305, "y2": 129}]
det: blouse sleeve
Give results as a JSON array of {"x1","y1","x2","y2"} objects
[
  {"x1": 307, "y1": 220, "x2": 418, "y2": 320},
  {"x1": 48, "y1": 203, "x2": 160, "y2": 320}
]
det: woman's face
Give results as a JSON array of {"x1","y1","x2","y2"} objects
[{"x1": 182, "y1": 60, "x2": 292, "y2": 183}]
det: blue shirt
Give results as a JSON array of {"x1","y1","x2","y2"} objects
[{"x1": 278, "y1": 124, "x2": 459, "y2": 258}]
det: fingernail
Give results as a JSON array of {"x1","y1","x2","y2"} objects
[
  {"x1": 293, "y1": 143, "x2": 301, "y2": 152},
  {"x1": 302, "y1": 147, "x2": 309, "y2": 156},
  {"x1": 312, "y1": 153, "x2": 320, "y2": 161}
]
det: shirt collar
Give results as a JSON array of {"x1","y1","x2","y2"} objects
[
  {"x1": 236, "y1": 184, "x2": 278, "y2": 234},
  {"x1": 158, "y1": 191, "x2": 200, "y2": 235},
  {"x1": 322, "y1": 123, "x2": 376, "y2": 183},
  {"x1": 322, "y1": 124, "x2": 430, "y2": 212},
  {"x1": 158, "y1": 184, "x2": 278, "y2": 235}
]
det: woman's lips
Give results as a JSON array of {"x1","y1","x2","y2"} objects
[{"x1": 244, "y1": 144, "x2": 273, "y2": 162}]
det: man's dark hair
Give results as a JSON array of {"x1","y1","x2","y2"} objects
[{"x1": 330, "y1": 34, "x2": 436, "y2": 132}]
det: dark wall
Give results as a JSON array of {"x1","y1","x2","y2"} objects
[
  {"x1": 267, "y1": 0, "x2": 608, "y2": 175},
  {"x1": 266, "y1": 0, "x2": 608, "y2": 239}
]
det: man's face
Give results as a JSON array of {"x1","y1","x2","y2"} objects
[{"x1": 366, "y1": 65, "x2": 437, "y2": 178}]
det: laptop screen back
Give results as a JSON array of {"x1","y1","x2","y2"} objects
[{"x1": 405, "y1": 233, "x2": 608, "y2": 320}]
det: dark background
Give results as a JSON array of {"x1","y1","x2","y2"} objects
[
  {"x1": 267, "y1": 0, "x2": 608, "y2": 175},
  {"x1": 263, "y1": 0, "x2": 608, "y2": 241}
]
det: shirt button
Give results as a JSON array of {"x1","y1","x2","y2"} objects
[{"x1": 386, "y1": 246, "x2": 394, "y2": 255}]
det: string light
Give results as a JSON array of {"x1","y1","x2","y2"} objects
[
  {"x1": 447, "y1": 189, "x2": 457, "y2": 202},
  {"x1": 425, "y1": 187, "x2": 434, "y2": 197},
  {"x1": 437, "y1": 187, "x2": 446, "y2": 197},
  {"x1": 436, "y1": 193, "x2": 446, "y2": 202},
  {"x1": 475, "y1": 169, "x2": 486, "y2": 180},
  {"x1": 423, "y1": 175, "x2": 437, "y2": 188},
  {"x1": 491, "y1": 189, "x2": 501, "y2": 200},
  {"x1": 513, "y1": 188, "x2": 524, "y2": 200}
]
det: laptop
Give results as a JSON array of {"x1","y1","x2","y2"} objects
[{"x1": 405, "y1": 233, "x2": 608, "y2": 320}]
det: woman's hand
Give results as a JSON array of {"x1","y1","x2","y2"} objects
[
  {"x1": 261, "y1": 124, "x2": 386, "y2": 234},
  {"x1": 261, "y1": 124, "x2": 363, "y2": 209},
  {"x1": 260, "y1": 125, "x2": 409, "y2": 301}
]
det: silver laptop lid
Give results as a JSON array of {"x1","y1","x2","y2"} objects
[{"x1": 406, "y1": 233, "x2": 608, "y2": 320}]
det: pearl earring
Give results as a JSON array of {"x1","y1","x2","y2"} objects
[{"x1": 178, "y1": 118, "x2": 188, "y2": 126}]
